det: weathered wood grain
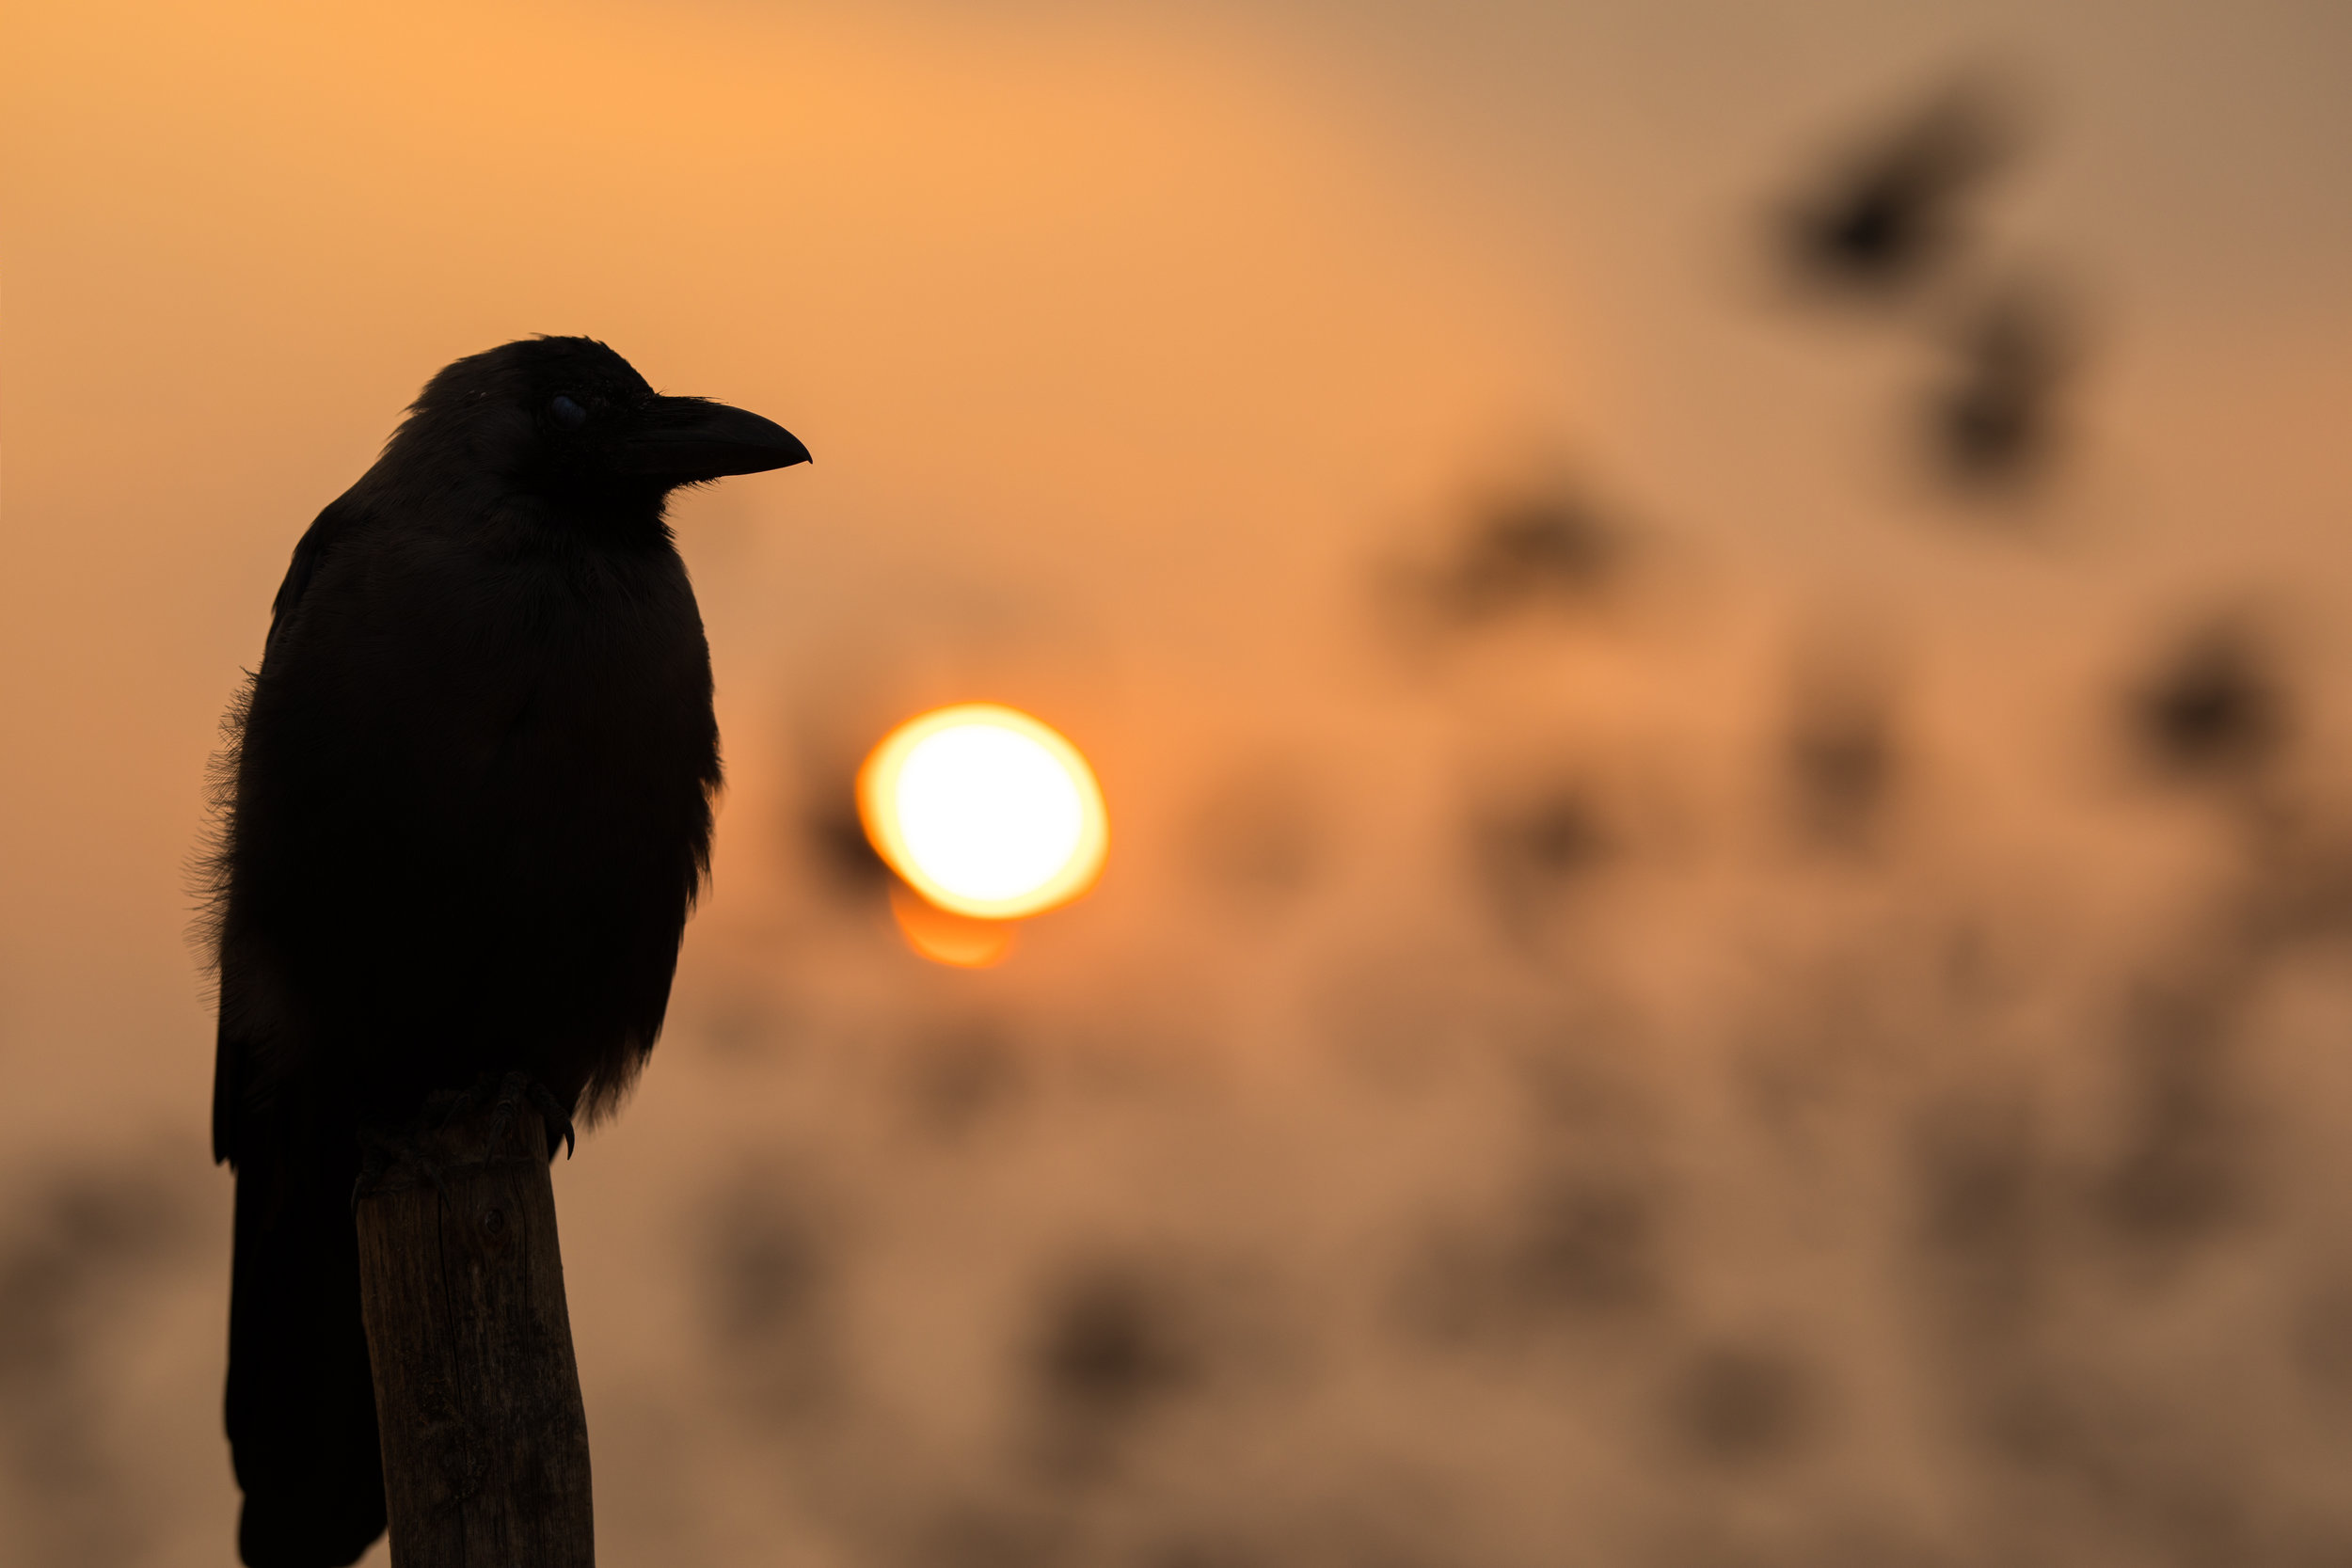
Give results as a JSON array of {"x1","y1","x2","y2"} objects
[{"x1": 355, "y1": 1095, "x2": 594, "y2": 1567}]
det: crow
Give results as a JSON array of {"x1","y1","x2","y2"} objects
[{"x1": 204, "y1": 337, "x2": 808, "y2": 1566}]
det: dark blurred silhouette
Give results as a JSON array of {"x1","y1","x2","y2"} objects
[
  {"x1": 810, "y1": 800, "x2": 895, "y2": 894},
  {"x1": 1774, "y1": 76, "x2": 2085, "y2": 512},
  {"x1": 1440, "y1": 494, "x2": 1620, "y2": 620},
  {"x1": 1783, "y1": 78, "x2": 2015, "y2": 298},
  {"x1": 1784, "y1": 637, "x2": 1904, "y2": 852},
  {"x1": 203, "y1": 337, "x2": 807, "y2": 1566},
  {"x1": 1470, "y1": 781, "x2": 1614, "y2": 943},
  {"x1": 902, "y1": 1021, "x2": 1028, "y2": 1139},
  {"x1": 1929, "y1": 282, "x2": 2074, "y2": 492},
  {"x1": 2131, "y1": 621, "x2": 2289, "y2": 785},
  {"x1": 1670, "y1": 1342, "x2": 1820, "y2": 1466},
  {"x1": 1385, "y1": 484, "x2": 1625, "y2": 646},
  {"x1": 1402, "y1": 1169, "x2": 1663, "y2": 1346},
  {"x1": 2100, "y1": 976, "x2": 2256, "y2": 1255},
  {"x1": 1032, "y1": 1264, "x2": 1198, "y2": 1449},
  {"x1": 702, "y1": 1165, "x2": 843, "y2": 1423}
]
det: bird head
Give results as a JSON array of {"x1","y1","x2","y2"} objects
[{"x1": 386, "y1": 336, "x2": 810, "y2": 522}]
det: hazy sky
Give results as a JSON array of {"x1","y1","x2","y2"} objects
[
  {"x1": 7, "y1": 6, "x2": 2352, "y2": 1562},
  {"x1": 4, "y1": 0, "x2": 2348, "y2": 1150}
]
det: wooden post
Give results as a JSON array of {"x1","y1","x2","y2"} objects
[{"x1": 354, "y1": 1094, "x2": 595, "y2": 1566}]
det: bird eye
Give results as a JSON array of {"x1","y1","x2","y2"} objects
[{"x1": 549, "y1": 394, "x2": 588, "y2": 430}]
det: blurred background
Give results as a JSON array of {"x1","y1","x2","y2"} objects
[{"x1": 6, "y1": 0, "x2": 2352, "y2": 1562}]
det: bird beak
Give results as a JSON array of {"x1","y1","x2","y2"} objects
[{"x1": 613, "y1": 395, "x2": 811, "y2": 481}]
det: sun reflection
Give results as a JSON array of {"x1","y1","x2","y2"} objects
[
  {"x1": 887, "y1": 881, "x2": 1021, "y2": 969},
  {"x1": 858, "y1": 704, "x2": 1108, "y2": 939}
]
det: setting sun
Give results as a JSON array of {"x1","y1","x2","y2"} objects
[{"x1": 857, "y1": 704, "x2": 1108, "y2": 923}]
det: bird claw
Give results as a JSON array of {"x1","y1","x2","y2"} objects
[
  {"x1": 352, "y1": 1125, "x2": 453, "y2": 1212},
  {"x1": 496, "y1": 1073, "x2": 578, "y2": 1161},
  {"x1": 347, "y1": 1070, "x2": 575, "y2": 1212},
  {"x1": 404, "y1": 1070, "x2": 579, "y2": 1167},
  {"x1": 481, "y1": 1071, "x2": 577, "y2": 1164},
  {"x1": 531, "y1": 1081, "x2": 579, "y2": 1161}
]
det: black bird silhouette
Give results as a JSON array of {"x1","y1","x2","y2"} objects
[{"x1": 204, "y1": 337, "x2": 808, "y2": 1566}]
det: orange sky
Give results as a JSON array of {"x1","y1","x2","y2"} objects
[
  {"x1": 3, "y1": 0, "x2": 2348, "y2": 1138},
  {"x1": 6, "y1": 0, "x2": 2351, "y2": 1131},
  {"x1": 7, "y1": 3, "x2": 2352, "y2": 1561}
]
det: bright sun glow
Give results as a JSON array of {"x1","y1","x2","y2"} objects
[{"x1": 858, "y1": 705, "x2": 1108, "y2": 922}]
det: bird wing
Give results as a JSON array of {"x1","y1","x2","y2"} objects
[
  {"x1": 262, "y1": 492, "x2": 364, "y2": 666},
  {"x1": 214, "y1": 491, "x2": 369, "y2": 1166}
]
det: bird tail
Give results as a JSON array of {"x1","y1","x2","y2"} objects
[{"x1": 225, "y1": 1134, "x2": 387, "y2": 1568}]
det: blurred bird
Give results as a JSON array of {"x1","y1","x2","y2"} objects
[
  {"x1": 1784, "y1": 81, "x2": 2011, "y2": 296},
  {"x1": 205, "y1": 337, "x2": 808, "y2": 1566}
]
